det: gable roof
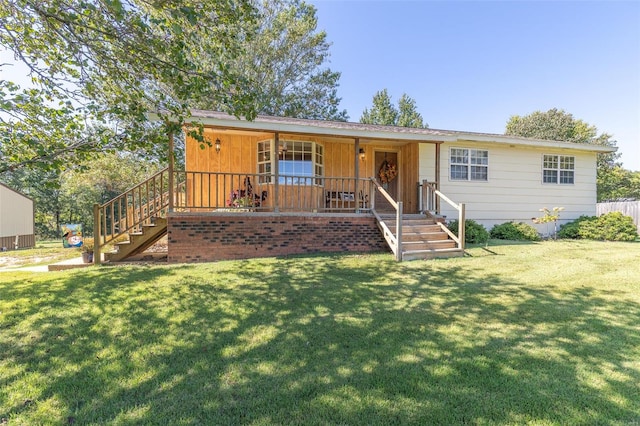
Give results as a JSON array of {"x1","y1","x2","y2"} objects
[{"x1": 180, "y1": 110, "x2": 617, "y2": 154}]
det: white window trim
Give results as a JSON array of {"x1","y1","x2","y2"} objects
[
  {"x1": 542, "y1": 154, "x2": 575, "y2": 185},
  {"x1": 257, "y1": 139, "x2": 324, "y2": 185},
  {"x1": 449, "y1": 147, "x2": 489, "y2": 182}
]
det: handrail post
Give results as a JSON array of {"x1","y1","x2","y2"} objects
[
  {"x1": 421, "y1": 179, "x2": 428, "y2": 212},
  {"x1": 168, "y1": 130, "x2": 174, "y2": 212},
  {"x1": 396, "y1": 201, "x2": 403, "y2": 261},
  {"x1": 274, "y1": 133, "x2": 280, "y2": 212},
  {"x1": 93, "y1": 203, "x2": 101, "y2": 265},
  {"x1": 458, "y1": 203, "x2": 466, "y2": 250},
  {"x1": 369, "y1": 178, "x2": 376, "y2": 211}
]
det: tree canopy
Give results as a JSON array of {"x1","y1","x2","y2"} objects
[
  {"x1": 506, "y1": 109, "x2": 612, "y2": 146},
  {"x1": 505, "y1": 108, "x2": 626, "y2": 201},
  {"x1": 0, "y1": 0, "x2": 350, "y2": 176},
  {"x1": 0, "y1": 0, "x2": 260, "y2": 175},
  {"x1": 597, "y1": 166, "x2": 640, "y2": 202},
  {"x1": 360, "y1": 89, "x2": 426, "y2": 128},
  {"x1": 199, "y1": 0, "x2": 347, "y2": 121}
]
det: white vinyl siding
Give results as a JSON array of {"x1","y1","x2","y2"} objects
[
  {"x1": 450, "y1": 148, "x2": 488, "y2": 181},
  {"x1": 419, "y1": 142, "x2": 598, "y2": 234},
  {"x1": 418, "y1": 143, "x2": 437, "y2": 182}
]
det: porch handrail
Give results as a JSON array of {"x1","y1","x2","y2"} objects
[
  {"x1": 93, "y1": 167, "x2": 170, "y2": 264},
  {"x1": 172, "y1": 170, "x2": 373, "y2": 213},
  {"x1": 420, "y1": 181, "x2": 439, "y2": 214},
  {"x1": 370, "y1": 178, "x2": 403, "y2": 261},
  {"x1": 421, "y1": 180, "x2": 465, "y2": 251}
]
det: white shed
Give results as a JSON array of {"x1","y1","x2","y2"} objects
[{"x1": 0, "y1": 183, "x2": 35, "y2": 250}]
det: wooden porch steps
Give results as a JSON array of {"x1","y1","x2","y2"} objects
[
  {"x1": 104, "y1": 217, "x2": 168, "y2": 262},
  {"x1": 378, "y1": 214, "x2": 464, "y2": 261}
]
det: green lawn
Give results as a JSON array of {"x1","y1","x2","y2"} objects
[{"x1": 1, "y1": 240, "x2": 639, "y2": 425}]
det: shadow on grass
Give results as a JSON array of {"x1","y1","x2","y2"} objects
[{"x1": 1, "y1": 255, "x2": 639, "y2": 424}]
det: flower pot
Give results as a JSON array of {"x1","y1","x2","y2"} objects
[{"x1": 82, "y1": 252, "x2": 94, "y2": 263}]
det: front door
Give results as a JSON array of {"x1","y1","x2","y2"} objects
[{"x1": 374, "y1": 151, "x2": 399, "y2": 212}]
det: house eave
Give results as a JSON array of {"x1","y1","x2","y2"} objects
[
  {"x1": 452, "y1": 135, "x2": 618, "y2": 153},
  {"x1": 150, "y1": 110, "x2": 617, "y2": 153},
  {"x1": 179, "y1": 110, "x2": 457, "y2": 143}
]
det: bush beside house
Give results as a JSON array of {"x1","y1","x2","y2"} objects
[
  {"x1": 490, "y1": 222, "x2": 541, "y2": 241},
  {"x1": 447, "y1": 219, "x2": 489, "y2": 244},
  {"x1": 558, "y1": 212, "x2": 638, "y2": 241}
]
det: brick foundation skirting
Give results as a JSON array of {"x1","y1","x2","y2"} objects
[{"x1": 167, "y1": 213, "x2": 389, "y2": 263}]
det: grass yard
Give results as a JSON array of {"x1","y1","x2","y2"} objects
[{"x1": 1, "y1": 240, "x2": 639, "y2": 425}]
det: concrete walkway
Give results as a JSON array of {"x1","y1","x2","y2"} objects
[
  {"x1": 0, "y1": 256, "x2": 92, "y2": 273},
  {"x1": 47, "y1": 256, "x2": 93, "y2": 271},
  {"x1": 1, "y1": 252, "x2": 166, "y2": 273}
]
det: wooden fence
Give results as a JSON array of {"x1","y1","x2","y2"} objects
[{"x1": 596, "y1": 200, "x2": 640, "y2": 233}]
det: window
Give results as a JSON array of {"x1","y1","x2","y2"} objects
[
  {"x1": 257, "y1": 140, "x2": 323, "y2": 184},
  {"x1": 543, "y1": 155, "x2": 574, "y2": 184},
  {"x1": 450, "y1": 148, "x2": 488, "y2": 181},
  {"x1": 257, "y1": 141, "x2": 272, "y2": 180}
]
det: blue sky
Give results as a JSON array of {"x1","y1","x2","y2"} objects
[
  {"x1": 1, "y1": 1, "x2": 637, "y2": 170},
  {"x1": 310, "y1": 0, "x2": 640, "y2": 171}
]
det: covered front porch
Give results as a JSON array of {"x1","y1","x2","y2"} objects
[
  {"x1": 93, "y1": 112, "x2": 466, "y2": 263},
  {"x1": 180, "y1": 121, "x2": 427, "y2": 214}
]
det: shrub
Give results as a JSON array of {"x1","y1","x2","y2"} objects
[
  {"x1": 490, "y1": 221, "x2": 541, "y2": 241},
  {"x1": 82, "y1": 237, "x2": 94, "y2": 252},
  {"x1": 558, "y1": 215, "x2": 595, "y2": 239},
  {"x1": 578, "y1": 212, "x2": 638, "y2": 241},
  {"x1": 447, "y1": 219, "x2": 489, "y2": 244}
]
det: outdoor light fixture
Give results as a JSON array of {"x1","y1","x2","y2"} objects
[
  {"x1": 215, "y1": 138, "x2": 221, "y2": 153},
  {"x1": 359, "y1": 148, "x2": 366, "y2": 160}
]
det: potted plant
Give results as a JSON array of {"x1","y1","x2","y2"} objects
[{"x1": 82, "y1": 237, "x2": 94, "y2": 263}]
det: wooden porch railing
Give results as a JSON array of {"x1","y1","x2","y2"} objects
[
  {"x1": 370, "y1": 178, "x2": 403, "y2": 261},
  {"x1": 420, "y1": 180, "x2": 465, "y2": 250},
  {"x1": 419, "y1": 181, "x2": 440, "y2": 214},
  {"x1": 93, "y1": 167, "x2": 171, "y2": 264},
  {"x1": 172, "y1": 171, "x2": 374, "y2": 213},
  {"x1": 93, "y1": 170, "x2": 377, "y2": 263}
]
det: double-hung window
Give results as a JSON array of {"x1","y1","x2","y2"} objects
[
  {"x1": 543, "y1": 155, "x2": 574, "y2": 184},
  {"x1": 450, "y1": 148, "x2": 488, "y2": 181},
  {"x1": 257, "y1": 140, "x2": 324, "y2": 185}
]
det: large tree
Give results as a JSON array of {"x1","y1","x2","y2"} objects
[
  {"x1": 505, "y1": 108, "x2": 623, "y2": 201},
  {"x1": 360, "y1": 89, "x2": 426, "y2": 128},
  {"x1": 597, "y1": 166, "x2": 640, "y2": 202},
  {"x1": 200, "y1": 0, "x2": 347, "y2": 121},
  {"x1": 0, "y1": 0, "x2": 260, "y2": 175}
]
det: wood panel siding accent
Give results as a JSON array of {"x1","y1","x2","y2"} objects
[
  {"x1": 324, "y1": 140, "x2": 355, "y2": 178},
  {"x1": 186, "y1": 129, "x2": 260, "y2": 175},
  {"x1": 400, "y1": 142, "x2": 419, "y2": 213},
  {"x1": 186, "y1": 130, "x2": 261, "y2": 208},
  {"x1": 185, "y1": 129, "x2": 421, "y2": 213}
]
